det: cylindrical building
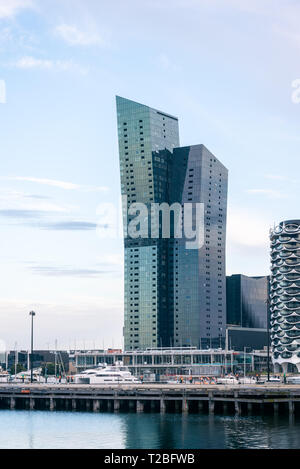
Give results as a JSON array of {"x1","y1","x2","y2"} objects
[{"x1": 270, "y1": 220, "x2": 300, "y2": 373}]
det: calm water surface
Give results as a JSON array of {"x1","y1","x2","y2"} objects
[{"x1": 0, "y1": 410, "x2": 299, "y2": 449}]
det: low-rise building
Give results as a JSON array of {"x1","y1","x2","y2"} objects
[{"x1": 74, "y1": 347, "x2": 271, "y2": 379}]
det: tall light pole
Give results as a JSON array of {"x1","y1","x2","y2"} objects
[
  {"x1": 243, "y1": 347, "x2": 250, "y2": 378},
  {"x1": 29, "y1": 311, "x2": 36, "y2": 384}
]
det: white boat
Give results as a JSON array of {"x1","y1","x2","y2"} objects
[
  {"x1": 239, "y1": 377, "x2": 257, "y2": 385},
  {"x1": 257, "y1": 376, "x2": 282, "y2": 384},
  {"x1": 287, "y1": 376, "x2": 300, "y2": 385},
  {"x1": 0, "y1": 372, "x2": 9, "y2": 383},
  {"x1": 74, "y1": 362, "x2": 140, "y2": 385},
  {"x1": 217, "y1": 375, "x2": 240, "y2": 385},
  {"x1": 269, "y1": 376, "x2": 281, "y2": 383},
  {"x1": 11, "y1": 368, "x2": 43, "y2": 383}
]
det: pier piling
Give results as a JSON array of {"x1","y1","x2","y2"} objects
[
  {"x1": 209, "y1": 392, "x2": 214, "y2": 415},
  {"x1": 1, "y1": 383, "x2": 300, "y2": 417},
  {"x1": 114, "y1": 399, "x2": 120, "y2": 412},
  {"x1": 160, "y1": 398, "x2": 166, "y2": 414},
  {"x1": 182, "y1": 399, "x2": 189, "y2": 414},
  {"x1": 136, "y1": 400, "x2": 144, "y2": 413},
  {"x1": 209, "y1": 401, "x2": 215, "y2": 415},
  {"x1": 93, "y1": 400, "x2": 100, "y2": 412},
  {"x1": 129, "y1": 400, "x2": 135, "y2": 411}
]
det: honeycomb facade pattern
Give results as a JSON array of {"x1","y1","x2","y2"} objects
[{"x1": 270, "y1": 220, "x2": 300, "y2": 372}]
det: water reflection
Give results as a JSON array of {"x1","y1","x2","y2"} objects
[{"x1": 0, "y1": 410, "x2": 300, "y2": 449}]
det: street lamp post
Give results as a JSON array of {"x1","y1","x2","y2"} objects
[
  {"x1": 243, "y1": 346, "x2": 251, "y2": 379},
  {"x1": 29, "y1": 311, "x2": 36, "y2": 384}
]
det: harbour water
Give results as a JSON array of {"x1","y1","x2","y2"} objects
[{"x1": 0, "y1": 410, "x2": 300, "y2": 449}]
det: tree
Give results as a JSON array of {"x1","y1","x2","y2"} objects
[
  {"x1": 9, "y1": 364, "x2": 26, "y2": 375},
  {"x1": 41, "y1": 363, "x2": 56, "y2": 376}
]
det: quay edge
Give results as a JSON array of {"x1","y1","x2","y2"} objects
[{"x1": 0, "y1": 383, "x2": 300, "y2": 416}]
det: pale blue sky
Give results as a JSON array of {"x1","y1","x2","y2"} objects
[{"x1": 0, "y1": 0, "x2": 300, "y2": 350}]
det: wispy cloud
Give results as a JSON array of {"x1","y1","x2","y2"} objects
[
  {"x1": 0, "y1": 209, "x2": 54, "y2": 219},
  {"x1": 12, "y1": 56, "x2": 88, "y2": 75},
  {"x1": 0, "y1": 186, "x2": 104, "y2": 231},
  {"x1": 265, "y1": 174, "x2": 287, "y2": 181},
  {"x1": 40, "y1": 220, "x2": 97, "y2": 231},
  {"x1": 7, "y1": 176, "x2": 80, "y2": 190},
  {"x1": 265, "y1": 174, "x2": 299, "y2": 184},
  {"x1": 246, "y1": 188, "x2": 287, "y2": 199},
  {"x1": 0, "y1": 209, "x2": 99, "y2": 232},
  {"x1": 0, "y1": 188, "x2": 67, "y2": 210},
  {"x1": 24, "y1": 194, "x2": 50, "y2": 200},
  {"x1": 55, "y1": 23, "x2": 106, "y2": 47},
  {"x1": 29, "y1": 265, "x2": 114, "y2": 278},
  {"x1": 0, "y1": 0, "x2": 33, "y2": 19},
  {"x1": 0, "y1": 189, "x2": 68, "y2": 213},
  {"x1": 5, "y1": 176, "x2": 108, "y2": 192}
]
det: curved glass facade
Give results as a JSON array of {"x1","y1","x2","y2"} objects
[{"x1": 270, "y1": 220, "x2": 300, "y2": 371}]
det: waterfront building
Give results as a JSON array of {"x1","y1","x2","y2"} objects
[
  {"x1": 226, "y1": 326, "x2": 268, "y2": 352},
  {"x1": 74, "y1": 347, "x2": 270, "y2": 378},
  {"x1": 5, "y1": 350, "x2": 69, "y2": 373},
  {"x1": 116, "y1": 96, "x2": 228, "y2": 351},
  {"x1": 270, "y1": 220, "x2": 300, "y2": 372},
  {"x1": 226, "y1": 274, "x2": 269, "y2": 329}
]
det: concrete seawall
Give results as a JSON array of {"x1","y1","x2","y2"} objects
[{"x1": 1, "y1": 383, "x2": 300, "y2": 415}]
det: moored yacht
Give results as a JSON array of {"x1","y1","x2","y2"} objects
[
  {"x1": 74, "y1": 361, "x2": 140, "y2": 385},
  {"x1": 286, "y1": 375, "x2": 300, "y2": 384},
  {"x1": 11, "y1": 368, "x2": 43, "y2": 383},
  {"x1": 217, "y1": 375, "x2": 240, "y2": 385},
  {"x1": 217, "y1": 375, "x2": 257, "y2": 385},
  {"x1": 0, "y1": 371, "x2": 9, "y2": 383}
]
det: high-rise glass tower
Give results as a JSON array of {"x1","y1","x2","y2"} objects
[
  {"x1": 116, "y1": 96, "x2": 180, "y2": 350},
  {"x1": 169, "y1": 145, "x2": 228, "y2": 348},
  {"x1": 270, "y1": 220, "x2": 300, "y2": 372},
  {"x1": 116, "y1": 97, "x2": 228, "y2": 351}
]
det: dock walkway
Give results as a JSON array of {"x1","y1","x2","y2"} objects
[{"x1": 0, "y1": 383, "x2": 299, "y2": 414}]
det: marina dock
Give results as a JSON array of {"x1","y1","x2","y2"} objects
[{"x1": 0, "y1": 383, "x2": 300, "y2": 415}]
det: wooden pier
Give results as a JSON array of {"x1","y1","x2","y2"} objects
[{"x1": 1, "y1": 383, "x2": 300, "y2": 415}]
